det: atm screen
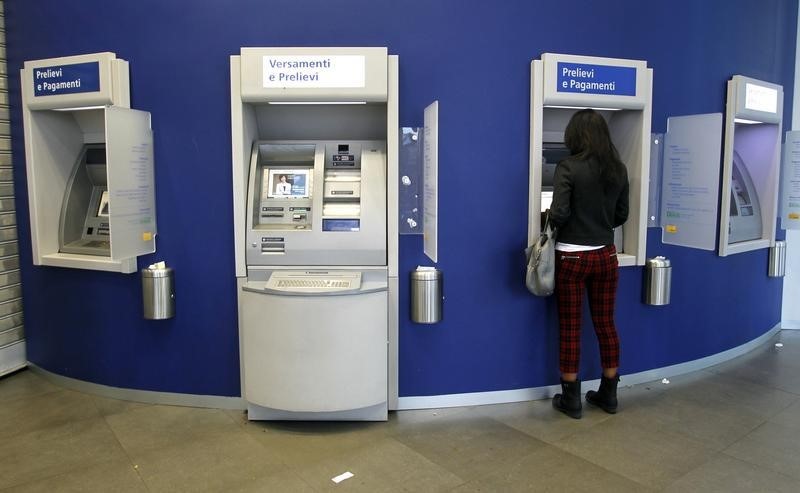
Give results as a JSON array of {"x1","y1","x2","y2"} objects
[
  {"x1": 96, "y1": 190, "x2": 110, "y2": 217},
  {"x1": 542, "y1": 143, "x2": 570, "y2": 189},
  {"x1": 266, "y1": 169, "x2": 310, "y2": 198}
]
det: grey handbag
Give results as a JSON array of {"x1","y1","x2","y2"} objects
[{"x1": 525, "y1": 213, "x2": 557, "y2": 296}]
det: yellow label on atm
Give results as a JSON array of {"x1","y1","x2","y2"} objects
[
  {"x1": 142, "y1": 232, "x2": 153, "y2": 241},
  {"x1": 789, "y1": 213, "x2": 800, "y2": 220},
  {"x1": 665, "y1": 224, "x2": 678, "y2": 233}
]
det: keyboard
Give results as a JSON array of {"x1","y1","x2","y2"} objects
[
  {"x1": 266, "y1": 271, "x2": 362, "y2": 293},
  {"x1": 275, "y1": 279, "x2": 352, "y2": 289}
]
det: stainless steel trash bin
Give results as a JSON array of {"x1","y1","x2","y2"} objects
[
  {"x1": 142, "y1": 265, "x2": 175, "y2": 320},
  {"x1": 769, "y1": 241, "x2": 786, "y2": 277},
  {"x1": 643, "y1": 256, "x2": 671, "y2": 306},
  {"x1": 411, "y1": 268, "x2": 442, "y2": 324}
]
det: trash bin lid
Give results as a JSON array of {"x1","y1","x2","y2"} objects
[
  {"x1": 645, "y1": 256, "x2": 670, "y2": 268},
  {"x1": 142, "y1": 267, "x2": 173, "y2": 278},
  {"x1": 411, "y1": 268, "x2": 441, "y2": 281}
]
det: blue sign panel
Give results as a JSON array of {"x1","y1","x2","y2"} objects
[
  {"x1": 33, "y1": 62, "x2": 101, "y2": 97},
  {"x1": 557, "y1": 62, "x2": 636, "y2": 96}
]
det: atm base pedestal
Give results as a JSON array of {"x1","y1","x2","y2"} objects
[{"x1": 246, "y1": 402, "x2": 387, "y2": 421}]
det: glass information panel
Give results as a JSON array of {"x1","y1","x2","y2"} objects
[
  {"x1": 105, "y1": 106, "x2": 156, "y2": 260},
  {"x1": 660, "y1": 113, "x2": 723, "y2": 250},
  {"x1": 781, "y1": 131, "x2": 800, "y2": 230}
]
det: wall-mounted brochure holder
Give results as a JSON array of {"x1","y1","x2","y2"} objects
[
  {"x1": 528, "y1": 53, "x2": 653, "y2": 267},
  {"x1": 21, "y1": 53, "x2": 156, "y2": 273},
  {"x1": 718, "y1": 75, "x2": 783, "y2": 257},
  {"x1": 659, "y1": 113, "x2": 723, "y2": 250},
  {"x1": 399, "y1": 127, "x2": 423, "y2": 234}
]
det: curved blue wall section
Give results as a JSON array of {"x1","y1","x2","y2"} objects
[{"x1": 5, "y1": 1, "x2": 796, "y2": 398}]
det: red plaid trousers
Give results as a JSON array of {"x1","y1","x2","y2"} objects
[{"x1": 555, "y1": 245, "x2": 620, "y2": 374}]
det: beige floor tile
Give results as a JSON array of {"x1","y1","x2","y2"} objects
[
  {"x1": 664, "y1": 453, "x2": 800, "y2": 492},
  {"x1": 621, "y1": 389, "x2": 765, "y2": 450},
  {"x1": 707, "y1": 343, "x2": 800, "y2": 394},
  {"x1": 130, "y1": 429, "x2": 285, "y2": 493},
  {"x1": 0, "y1": 389, "x2": 101, "y2": 440},
  {"x1": 768, "y1": 399, "x2": 800, "y2": 431},
  {"x1": 0, "y1": 369, "x2": 61, "y2": 403},
  {"x1": 291, "y1": 437, "x2": 465, "y2": 492},
  {"x1": 553, "y1": 416, "x2": 717, "y2": 489},
  {"x1": 659, "y1": 371, "x2": 798, "y2": 420},
  {"x1": 475, "y1": 398, "x2": 614, "y2": 444},
  {"x1": 2, "y1": 459, "x2": 147, "y2": 493},
  {"x1": 452, "y1": 443, "x2": 653, "y2": 492},
  {"x1": 0, "y1": 417, "x2": 129, "y2": 490},
  {"x1": 723, "y1": 421, "x2": 800, "y2": 481},
  {"x1": 392, "y1": 413, "x2": 547, "y2": 482},
  {"x1": 91, "y1": 394, "x2": 153, "y2": 417},
  {"x1": 246, "y1": 419, "x2": 394, "y2": 468},
  {"x1": 228, "y1": 470, "x2": 316, "y2": 492},
  {"x1": 104, "y1": 404, "x2": 243, "y2": 457},
  {"x1": 1, "y1": 331, "x2": 800, "y2": 491},
  {"x1": 387, "y1": 406, "x2": 472, "y2": 429},
  {"x1": 223, "y1": 408, "x2": 248, "y2": 426}
]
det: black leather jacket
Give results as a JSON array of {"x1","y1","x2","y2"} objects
[{"x1": 549, "y1": 156, "x2": 629, "y2": 245}]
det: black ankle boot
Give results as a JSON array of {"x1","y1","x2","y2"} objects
[
  {"x1": 586, "y1": 375, "x2": 619, "y2": 414},
  {"x1": 552, "y1": 379, "x2": 582, "y2": 419}
]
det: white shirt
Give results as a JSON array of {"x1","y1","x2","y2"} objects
[{"x1": 555, "y1": 242, "x2": 604, "y2": 252}]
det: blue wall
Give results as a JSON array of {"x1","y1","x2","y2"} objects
[{"x1": 6, "y1": 1, "x2": 796, "y2": 398}]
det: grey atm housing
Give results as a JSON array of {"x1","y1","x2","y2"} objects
[
  {"x1": 231, "y1": 47, "x2": 399, "y2": 421},
  {"x1": 60, "y1": 145, "x2": 111, "y2": 256},
  {"x1": 718, "y1": 75, "x2": 783, "y2": 256},
  {"x1": 20, "y1": 52, "x2": 157, "y2": 273},
  {"x1": 246, "y1": 140, "x2": 387, "y2": 266},
  {"x1": 528, "y1": 53, "x2": 652, "y2": 268}
]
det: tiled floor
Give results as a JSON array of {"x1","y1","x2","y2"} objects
[{"x1": 2, "y1": 331, "x2": 800, "y2": 492}]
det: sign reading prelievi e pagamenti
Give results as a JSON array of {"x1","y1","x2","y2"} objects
[
  {"x1": 557, "y1": 62, "x2": 636, "y2": 96},
  {"x1": 33, "y1": 61, "x2": 101, "y2": 97}
]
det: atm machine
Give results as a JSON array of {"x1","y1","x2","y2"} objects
[
  {"x1": 528, "y1": 53, "x2": 652, "y2": 266},
  {"x1": 541, "y1": 143, "x2": 569, "y2": 211},
  {"x1": 728, "y1": 151, "x2": 763, "y2": 243},
  {"x1": 20, "y1": 52, "x2": 156, "y2": 274},
  {"x1": 718, "y1": 75, "x2": 783, "y2": 256},
  {"x1": 230, "y1": 48, "x2": 398, "y2": 420},
  {"x1": 59, "y1": 145, "x2": 111, "y2": 256}
]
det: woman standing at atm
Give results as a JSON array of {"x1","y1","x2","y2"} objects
[{"x1": 548, "y1": 109, "x2": 629, "y2": 419}]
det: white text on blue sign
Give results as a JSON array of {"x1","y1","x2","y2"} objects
[
  {"x1": 556, "y1": 62, "x2": 636, "y2": 96},
  {"x1": 33, "y1": 62, "x2": 101, "y2": 97}
]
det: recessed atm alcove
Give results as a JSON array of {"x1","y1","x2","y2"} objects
[
  {"x1": 21, "y1": 53, "x2": 156, "y2": 273},
  {"x1": 718, "y1": 75, "x2": 783, "y2": 256},
  {"x1": 528, "y1": 53, "x2": 653, "y2": 266}
]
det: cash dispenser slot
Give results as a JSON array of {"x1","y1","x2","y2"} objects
[
  {"x1": 59, "y1": 144, "x2": 111, "y2": 256},
  {"x1": 323, "y1": 143, "x2": 362, "y2": 231},
  {"x1": 260, "y1": 236, "x2": 285, "y2": 254}
]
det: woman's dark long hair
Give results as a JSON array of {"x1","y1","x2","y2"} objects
[{"x1": 563, "y1": 109, "x2": 626, "y2": 189}]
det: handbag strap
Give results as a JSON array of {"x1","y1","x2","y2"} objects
[{"x1": 541, "y1": 211, "x2": 555, "y2": 245}]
